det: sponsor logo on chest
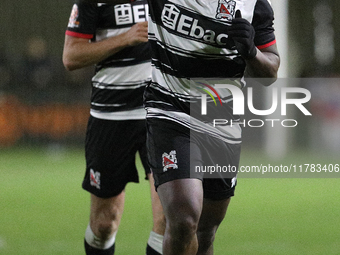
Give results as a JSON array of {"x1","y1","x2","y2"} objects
[{"x1": 161, "y1": 3, "x2": 234, "y2": 47}]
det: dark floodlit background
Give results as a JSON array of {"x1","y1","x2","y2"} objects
[{"x1": 0, "y1": 1, "x2": 339, "y2": 254}]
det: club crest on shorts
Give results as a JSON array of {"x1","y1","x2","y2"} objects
[
  {"x1": 162, "y1": 150, "x2": 178, "y2": 172},
  {"x1": 90, "y1": 169, "x2": 101, "y2": 189},
  {"x1": 231, "y1": 177, "x2": 237, "y2": 188},
  {"x1": 216, "y1": 0, "x2": 236, "y2": 21}
]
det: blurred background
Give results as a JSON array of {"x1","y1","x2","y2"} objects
[
  {"x1": 0, "y1": 1, "x2": 94, "y2": 149},
  {"x1": 0, "y1": 1, "x2": 340, "y2": 255}
]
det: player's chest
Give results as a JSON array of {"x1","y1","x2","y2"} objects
[{"x1": 153, "y1": 0, "x2": 257, "y2": 23}]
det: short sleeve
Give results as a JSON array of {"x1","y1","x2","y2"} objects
[
  {"x1": 252, "y1": 0, "x2": 276, "y2": 49},
  {"x1": 65, "y1": 0, "x2": 99, "y2": 39}
]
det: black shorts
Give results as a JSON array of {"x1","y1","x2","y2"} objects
[
  {"x1": 83, "y1": 116, "x2": 149, "y2": 198},
  {"x1": 146, "y1": 118, "x2": 241, "y2": 200}
]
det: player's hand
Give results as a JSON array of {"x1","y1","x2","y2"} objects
[
  {"x1": 124, "y1": 21, "x2": 149, "y2": 46},
  {"x1": 228, "y1": 10, "x2": 257, "y2": 59}
]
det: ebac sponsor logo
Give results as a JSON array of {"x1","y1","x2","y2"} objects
[
  {"x1": 115, "y1": 3, "x2": 149, "y2": 25},
  {"x1": 161, "y1": 4, "x2": 232, "y2": 47}
]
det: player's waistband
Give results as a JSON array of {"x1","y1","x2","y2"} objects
[{"x1": 146, "y1": 107, "x2": 242, "y2": 144}]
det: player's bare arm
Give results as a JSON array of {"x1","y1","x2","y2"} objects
[
  {"x1": 244, "y1": 44, "x2": 280, "y2": 83},
  {"x1": 63, "y1": 21, "x2": 148, "y2": 71}
]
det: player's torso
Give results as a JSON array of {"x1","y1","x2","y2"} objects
[
  {"x1": 90, "y1": 1, "x2": 151, "y2": 119},
  {"x1": 147, "y1": 0, "x2": 260, "y2": 96},
  {"x1": 94, "y1": 1, "x2": 151, "y2": 70},
  {"x1": 145, "y1": 0, "x2": 262, "y2": 142}
]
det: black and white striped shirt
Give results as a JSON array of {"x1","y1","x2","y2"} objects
[
  {"x1": 145, "y1": 0, "x2": 276, "y2": 143},
  {"x1": 66, "y1": 0, "x2": 151, "y2": 120}
]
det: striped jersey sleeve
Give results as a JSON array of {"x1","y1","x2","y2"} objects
[
  {"x1": 66, "y1": 0, "x2": 98, "y2": 39},
  {"x1": 252, "y1": 0, "x2": 276, "y2": 49}
]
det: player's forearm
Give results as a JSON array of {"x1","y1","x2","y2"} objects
[
  {"x1": 63, "y1": 34, "x2": 129, "y2": 71},
  {"x1": 244, "y1": 49, "x2": 280, "y2": 86}
]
